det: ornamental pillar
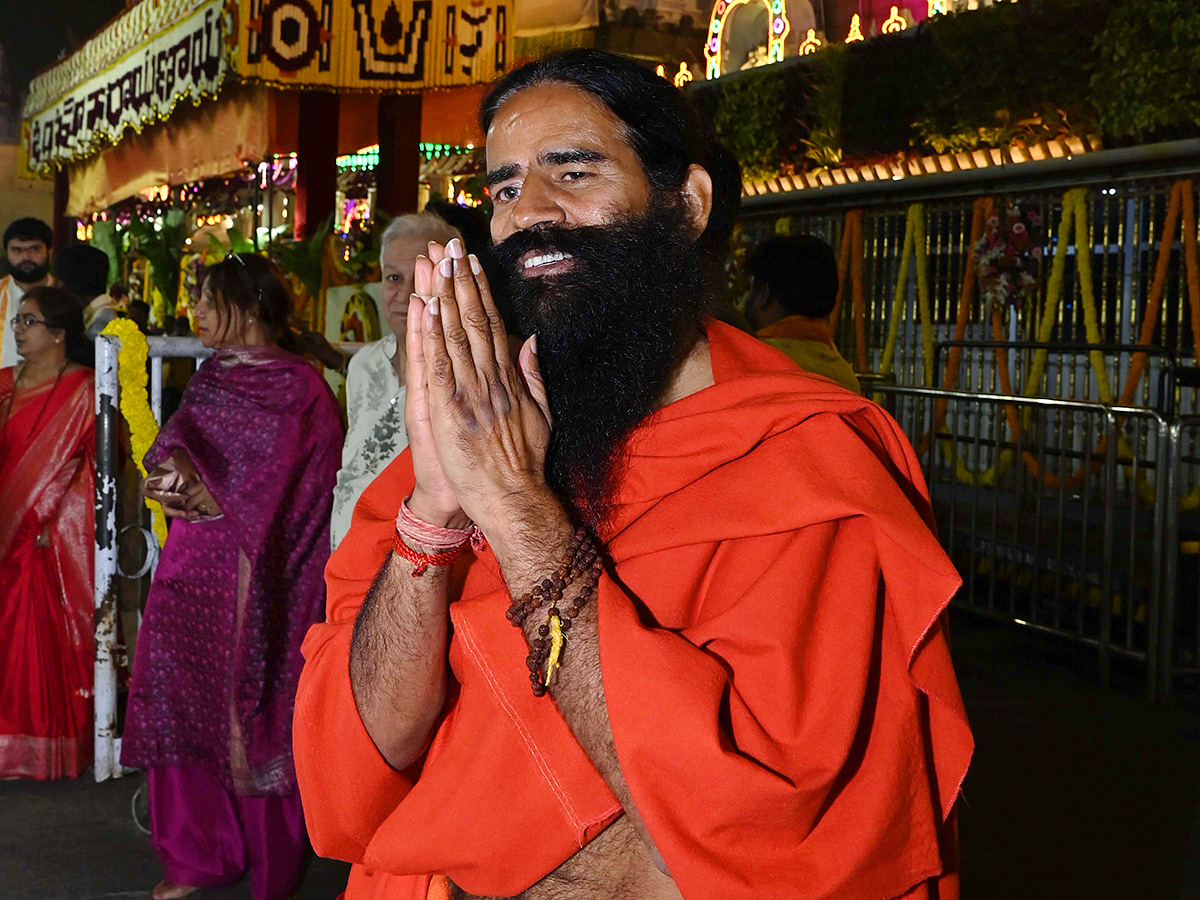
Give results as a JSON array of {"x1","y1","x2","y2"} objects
[
  {"x1": 294, "y1": 92, "x2": 340, "y2": 240},
  {"x1": 377, "y1": 93, "x2": 423, "y2": 217}
]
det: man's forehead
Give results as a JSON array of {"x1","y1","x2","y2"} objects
[
  {"x1": 7, "y1": 238, "x2": 46, "y2": 250},
  {"x1": 485, "y1": 83, "x2": 628, "y2": 164}
]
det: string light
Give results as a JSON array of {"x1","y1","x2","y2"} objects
[
  {"x1": 704, "y1": 0, "x2": 790, "y2": 79},
  {"x1": 673, "y1": 61, "x2": 694, "y2": 88},
  {"x1": 655, "y1": 64, "x2": 666, "y2": 77},
  {"x1": 882, "y1": 6, "x2": 908, "y2": 33},
  {"x1": 846, "y1": 13, "x2": 864, "y2": 42},
  {"x1": 799, "y1": 28, "x2": 821, "y2": 55},
  {"x1": 927, "y1": 0, "x2": 946, "y2": 14}
]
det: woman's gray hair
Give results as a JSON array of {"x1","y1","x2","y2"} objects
[{"x1": 380, "y1": 210, "x2": 461, "y2": 253}]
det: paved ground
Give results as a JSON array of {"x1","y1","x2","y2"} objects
[{"x1": 2, "y1": 614, "x2": 1198, "y2": 899}]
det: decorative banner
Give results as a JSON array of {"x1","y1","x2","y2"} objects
[
  {"x1": 236, "y1": 0, "x2": 510, "y2": 89},
  {"x1": 23, "y1": 0, "x2": 230, "y2": 175}
]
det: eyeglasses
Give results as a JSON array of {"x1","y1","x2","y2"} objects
[
  {"x1": 228, "y1": 253, "x2": 265, "y2": 308},
  {"x1": 10, "y1": 314, "x2": 47, "y2": 329}
]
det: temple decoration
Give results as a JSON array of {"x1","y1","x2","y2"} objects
[
  {"x1": 799, "y1": 28, "x2": 821, "y2": 55},
  {"x1": 703, "y1": 0, "x2": 791, "y2": 79},
  {"x1": 673, "y1": 61, "x2": 694, "y2": 88},
  {"x1": 23, "y1": 0, "x2": 509, "y2": 175},
  {"x1": 846, "y1": 13, "x2": 865, "y2": 42},
  {"x1": 656, "y1": 64, "x2": 667, "y2": 77},
  {"x1": 882, "y1": 6, "x2": 908, "y2": 33}
]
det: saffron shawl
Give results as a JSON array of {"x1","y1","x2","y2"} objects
[{"x1": 295, "y1": 322, "x2": 973, "y2": 898}]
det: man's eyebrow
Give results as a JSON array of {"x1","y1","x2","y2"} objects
[
  {"x1": 484, "y1": 163, "x2": 521, "y2": 188},
  {"x1": 540, "y1": 148, "x2": 608, "y2": 167}
]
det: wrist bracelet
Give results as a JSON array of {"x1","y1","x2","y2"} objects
[
  {"x1": 393, "y1": 496, "x2": 485, "y2": 576},
  {"x1": 506, "y1": 528, "x2": 603, "y2": 696}
]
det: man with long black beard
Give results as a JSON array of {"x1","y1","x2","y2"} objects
[
  {"x1": 1, "y1": 218, "x2": 55, "y2": 368},
  {"x1": 294, "y1": 50, "x2": 972, "y2": 900}
]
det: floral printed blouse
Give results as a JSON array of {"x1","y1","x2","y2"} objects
[{"x1": 331, "y1": 334, "x2": 407, "y2": 549}]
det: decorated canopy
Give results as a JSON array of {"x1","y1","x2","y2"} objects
[{"x1": 22, "y1": 0, "x2": 510, "y2": 178}]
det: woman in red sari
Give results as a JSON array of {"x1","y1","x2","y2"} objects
[{"x1": 0, "y1": 285, "x2": 96, "y2": 779}]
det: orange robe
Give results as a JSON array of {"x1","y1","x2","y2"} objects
[{"x1": 294, "y1": 321, "x2": 973, "y2": 900}]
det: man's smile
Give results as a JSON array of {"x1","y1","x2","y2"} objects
[{"x1": 519, "y1": 250, "x2": 575, "y2": 276}]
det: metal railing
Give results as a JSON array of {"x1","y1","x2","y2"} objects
[
  {"x1": 932, "y1": 341, "x2": 1188, "y2": 414},
  {"x1": 93, "y1": 336, "x2": 217, "y2": 780},
  {"x1": 873, "y1": 382, "x2": 1190, "y2": 699},
  {"x1": 92, "y1": 334, "x2": 360, "y2": 781},
  {"x1": 741, "y1": 176, "x2": 1200, "y2": 392}
]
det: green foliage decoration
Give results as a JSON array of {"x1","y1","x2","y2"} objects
[
  {"x1": 88, "y1": 219, "x2": 122, "y2": 288},
  {"x1": 713, "y1": 69, "x2": 786, "y2": 183},
  {"x1": 267, "y1": 215, "x2": 333, "y2": 302},
  {"x1": 127, "y1": 209, "x2": 187, "y2": 316},
  {"x1": 1091, "y1": 0, "x2": 1200, "y2": 141}
]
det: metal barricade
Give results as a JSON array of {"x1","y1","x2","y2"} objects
[
  {"x1": 93, "y1": 335, "x2": 362, "y2": 781},
  {"x1": 932, "y1": 341, "x2": 1184, "y2": 414},
  {"x1": 873, "y1": 383, "x2": 1172, "y2": 697},
  {"x1": 1163, "y1": 415, "x2": 1200, "y2": 699},
  {"x1": 93, "y1": 335, "x2": 214, "y2": 781}
]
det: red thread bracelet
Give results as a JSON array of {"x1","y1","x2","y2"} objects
[{"x1": 392, "y1": 532, "x2": 467, "y2": 576}]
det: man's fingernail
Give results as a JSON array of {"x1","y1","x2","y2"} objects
[
  {"x1": 531, "y1": 334, "x2": 538, "y2": 355},
  {"x1": 410, "y1": 293, "x2": 420, "y2": 302},
  {"x1": 438, "y1": 257, "x2": 453, "y2": 277},
  {"x1": 447, "y1": 238, "x2": 464, "y2": 259},
  {"x1": 428, "y1": 296, "x2": 439, "y2": 315},
  {"x1": 416, "y1": 254, "x2": 427, "y2": 261},
  {"x1": 468, "y1": 254, "x2": 482, "y2": 275}
]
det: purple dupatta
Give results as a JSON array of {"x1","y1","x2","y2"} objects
[{"x1": 121, "y1": 347, "x2": 343, "y2": 795}]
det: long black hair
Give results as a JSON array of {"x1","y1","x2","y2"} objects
[
  {"x1": 202, "y1": 253, "x2": 301, "y2": 353},
  {"x1": 480, "y1": 49, "x2": 741, "y2": 268},
  {"x1": 22, "y1": 284, "x2": 93, "y2": 367}
]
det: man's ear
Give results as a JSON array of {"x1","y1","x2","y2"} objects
[{"x1": 681, "y1": 164, "x2": 713, "y2": 240}]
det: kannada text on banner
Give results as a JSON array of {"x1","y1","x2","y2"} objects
[{"x1": 24, "y1": 0, "x2": 230, "y2": 175}]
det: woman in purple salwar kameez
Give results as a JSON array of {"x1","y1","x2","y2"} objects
[{"x1": 122, "y1": 255, "x2": 343, "y2": 900}]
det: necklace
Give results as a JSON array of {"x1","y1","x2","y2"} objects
[{"x1": 0, "y1": 360, "x2": 69, "y2": 462}]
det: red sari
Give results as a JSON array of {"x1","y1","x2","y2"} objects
[{"x1": 0, "y1": 366, "x2": 96, "y2": 779}]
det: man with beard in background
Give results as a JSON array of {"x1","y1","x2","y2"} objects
[
  {"x1": 1, "y1": 218, "x2": 54, "y2": 367},
  {"x1": 294, "y1": 50, "x2": 972, "y2": 900}
]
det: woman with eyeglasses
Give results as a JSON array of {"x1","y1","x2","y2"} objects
[
  {"x1": 121, "y1": 254, "x2": 343, "y2": 900},
  {"x1": 0, "y1": 286, "x2": 96, "y2": 780}
]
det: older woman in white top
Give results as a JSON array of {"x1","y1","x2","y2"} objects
[{"x1": 330, "y1": 212, "x2": 461, "y2": 548}]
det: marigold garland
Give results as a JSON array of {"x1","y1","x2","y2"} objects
[
  {"x1": 100, "y1": 318, "x2": 169, "y2": 547},
  {"x1": 879, "y1": 203, "x2": 934, "y2": 387},
  {"x1": 926, "y1": 184, "x2": 1200, "y2": 509}
]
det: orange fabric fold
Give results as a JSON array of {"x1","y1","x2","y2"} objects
[{"x1": 294, "y1": 321, "x2": 972, "y2": 900}]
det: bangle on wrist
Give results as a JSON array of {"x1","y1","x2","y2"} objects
[{"x1": 393, "y1": 495, "x2": 485, "y2": 576}]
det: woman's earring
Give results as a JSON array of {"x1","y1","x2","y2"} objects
[{"x1": 249, "y1": 317, "x2": 256, "y2": 324}]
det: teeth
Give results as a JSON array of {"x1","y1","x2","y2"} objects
[{"x1": 524, "y1": 251, "x2": 572, "y2": 270}]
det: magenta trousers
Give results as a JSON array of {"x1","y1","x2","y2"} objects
[{"x1": 148, "y1": 766, "x2": 307, "y2": 900}]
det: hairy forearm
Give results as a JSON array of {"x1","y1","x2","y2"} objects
[
  {"x1": 349, "y1": 553, "x2": 452, "y2": 770},
  {"x1": 494, "y1": 498, "x2": 668, "y2": 872}
]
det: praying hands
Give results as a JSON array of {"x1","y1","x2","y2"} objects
[{"x1": 406, "y1": 237, "x2": 568, "y2": 563}]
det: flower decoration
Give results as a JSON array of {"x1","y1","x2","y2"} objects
[
  {"x1": 100, "y1": 318, "x2": 169, "y2": 548},
  {"x1": 973, "y1": 200, "x2": 1045, "y2": 316}
]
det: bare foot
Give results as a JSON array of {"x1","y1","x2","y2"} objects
[{"x1": 152, "y1": 880, "x2": 199, "y2": 900}]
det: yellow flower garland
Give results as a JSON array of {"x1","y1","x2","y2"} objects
[
  {"x1": 100, "y1": 318, "x2": 169, "y2": 547},
  {"x1": 936, "y1": 188, "x2": 1170, "y2": 507},
  {"x1": 879, "y1": 203, "x2": 934, "y2": 387}
]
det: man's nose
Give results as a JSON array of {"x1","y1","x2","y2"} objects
[{"x1": 510, "y1": 174, "x2": 567, "y2": 231}]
